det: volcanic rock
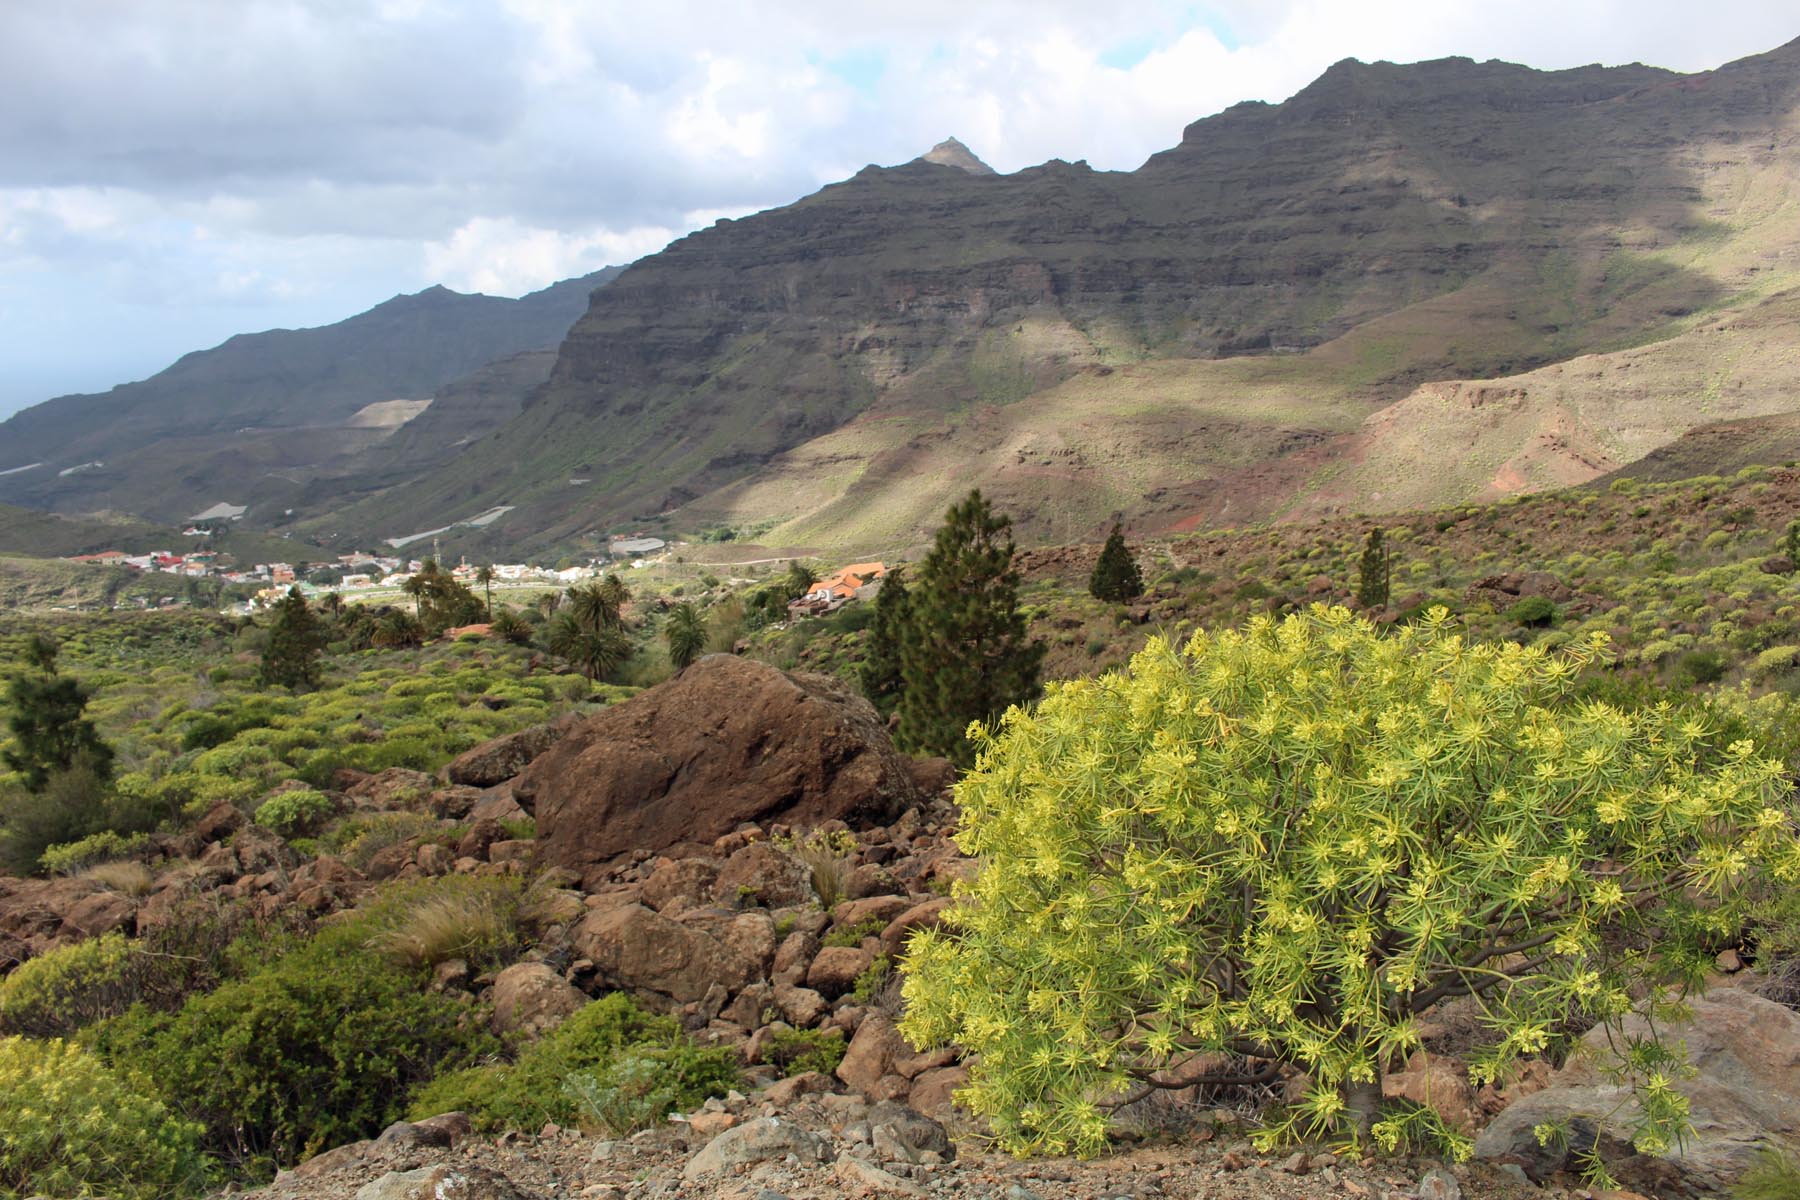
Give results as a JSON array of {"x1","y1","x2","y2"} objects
[
  {"x1": 444, "y1": 714, "x2": 581, "y2": 787},
  {"x1": 515, "y1": 656, "x2": 922, "y2": 883},
  {"x1": 1476, "y1": 988, "x2": 1800, "y2": 1189}
]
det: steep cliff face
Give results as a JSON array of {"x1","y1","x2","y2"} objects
[{"x1": 356, "y1": 40, "x2": 1800, "y2": 554}]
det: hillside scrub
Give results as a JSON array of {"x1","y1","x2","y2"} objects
[
  {"x1": 0, "y1": 614, "x2": 610, "y2": 872},
  {"x1": 901, "y1": 605, "x2": 1800, "y2": 1159},
  {"x1": 93, "y1": 908, "x2": 499, "y2": 1175}
]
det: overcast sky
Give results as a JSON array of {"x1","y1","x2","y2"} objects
[{"x1": 1, "y1": 1, "x2": 1794, "y2": 420}]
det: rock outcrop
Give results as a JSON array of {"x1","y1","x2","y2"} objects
[
  {"x1": 515, "y1": 656, "x2": 922, "y2": 883},
  {"x1": 444, "y1": 715, "x2": 581, "y2": 788},
  {"x1": 1475, "y1": 987, "x2": 1800, "y2": 1190}
]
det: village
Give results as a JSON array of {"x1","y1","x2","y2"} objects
[
  {"x1": 64, "y1": 534, "x2": 675, "y2": 611},
  {"x1": 64, "y1": 534, "x2": 890, "y2": 623}
]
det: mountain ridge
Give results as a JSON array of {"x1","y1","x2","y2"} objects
[
  {"x1": 0, "y1": 268, "x2": 622, "y2": 524},
  {"x1": 316, "y1": 37, "x2": 1800, "y2": 556}
]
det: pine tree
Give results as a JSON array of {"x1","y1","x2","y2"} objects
[
  {"x1": 858, "y1": 567, "x2": 911, "y2": 716},
  {"x1": 259, "y1": 586, "x2": 326, "y2": 691},
  {"x1": 1087, "y1": 524, "x2": 1144, "y2": 603},
  {"x1": 3, "y1": 641, "x2": 113, "y2": 792},
  {"x1": 1356, "y1": 528, "x2": 1391, "y2": 610},
  {"x1": 897, "y1": 491, "x2": 1045, "y2": 766}
]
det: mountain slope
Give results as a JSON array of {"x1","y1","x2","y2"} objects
[
  {"x1": 340, "y1": 38, "x2": 1800, "y2": 556},
  {"x1": 0, "y1": 268, "x2": 621, "y2": 523}
]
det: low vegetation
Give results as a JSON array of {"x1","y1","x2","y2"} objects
[{"x1": 409, "y1": 993, "x2": 739, "y2": 1135}]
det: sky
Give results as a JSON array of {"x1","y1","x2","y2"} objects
[{"x1": 1, "y1": 1, "x2": 1795, "y2": 420}]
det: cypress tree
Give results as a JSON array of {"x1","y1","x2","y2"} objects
[
  {"x1": 858, "y1": 567, "x2": 911, "y2": 716},
  {"x1": 259, "y1": 585, "x2": 326, "y2": 691},
  {"x1": 896, "y1": 491, "x2": 1044, "y2": 766},
  {"x1": 1356, "y1": 528, "x2": 1391, "y2": 610},
  {"x1": 1088, "y1": 524, "x2": 1144, "y2": 603}
]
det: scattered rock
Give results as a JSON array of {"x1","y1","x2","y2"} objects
[
  {"x1": 1383, "y1": 1051, "x2": 1476, "y2": 1133},
  {"x1": 714, "y1": 842, "x2": 812, "y2": 909},
  {"x1": 1476, "y1": 988, "x2": 1800, "y2": 1190},
  {"x1": 1415, "y1": 1165, "x2": 1461, "y2": 1200},
  {"x1": 683, "y1": 1117, "x2": 834, "y2": 1179},
  {"x1": 490, "y1": 962, "x2": 588, "y2": 1039},
  {"x1": 574, "y1": 905, "x2": 771, "y2": 1005},
  {"x1": 867, "y1": 1101, "x2": 953, "y2": 1163},
  {"x1": 807, "y1": 945, "x2": 876, "y2": 999},
  {"x1": 837, "y1": 1011, "x2": 908, "y2": 1095},
  {"x1": 353, "y1": 1164, "x2": 535, "y2": 1200}
]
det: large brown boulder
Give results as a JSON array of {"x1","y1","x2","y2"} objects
[
  {"x1": 572, "y1": 904, "x2": 774, "y2": 1005},
  {"x1": 514, "y1": 656, "x2": 922, "y2": 882},
  {"x1": 443, "y1": 714, "x2": 581, "y2": 788}
]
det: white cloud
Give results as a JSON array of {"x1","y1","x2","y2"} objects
[{"x1": 423, "y1": 217, "x2": 676, "y2": 295}]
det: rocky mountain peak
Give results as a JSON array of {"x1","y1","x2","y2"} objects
[{"x1": 917, "y1": 136, "x2": 996, "y2": 176}]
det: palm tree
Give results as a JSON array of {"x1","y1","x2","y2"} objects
[
  {"x1": 371, "y1": 609, "x2": 425, "y2": 648},
  {"x1": 489, "y1": 608, "x2": 533, "y2": 645},
  {"x1": 785, "y1": 559, "x2": 819, "y2": 600},
  {"x1": 546, "y1": 611, "x2": 628, "y2": 681},
  {"x1": 400, "y1": 573, "x2": 428, "y2": 619},
  {"x1": 536, "y1": 590, "x2": 561, "y2": 620},
  {"x1": 566, "y1": 582, "x2": 622, "y2": 633},
  {"x1": 598, "y1": 574, "x2": 630, "y2": 614},
  {"x1": 476, "y1": 565, "x2": 495, "y2": 618},
  {"x1": 663, "y1": 602, "x2": 708, "y2": 671}
]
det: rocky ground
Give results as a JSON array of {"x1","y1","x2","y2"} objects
[{"x1": 248, "y1": 1089, "x2": 1542, "y2": 1200}]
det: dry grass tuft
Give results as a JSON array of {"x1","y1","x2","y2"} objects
[
  {"x1": 786, "y1": 829, "x2": 858, "y2": 910},
  {"x1": 361, "y1": 878, "x2": 525, "y2": 972},
  {"x1": 81, "y1": 860, "x2": 155, "y2": 897}
]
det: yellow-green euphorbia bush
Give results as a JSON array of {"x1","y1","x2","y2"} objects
[
  {"x1": 0, "y1": 1036, "x2": 207, "y2": 1199},
  {"x1": 901, "y1": 605, "x2": 1800, "y2": 1158}
]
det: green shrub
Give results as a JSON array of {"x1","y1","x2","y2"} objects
[
  {"x1": 1736, "y1": 1150, "x2": 1800, "y2": 1200},
  {"x1": 564, "y1": 1043, "x2": 741, "y2": 1135},
  {"x1": 0, "y1": 763, "x2": 112, "y2": 874},
  {"x1": 1505, "y1": 595, "x2": 1558, "y2": 626},
  {"x1": 352, "y1": 876, "x2": 526, "y2": 974},
  {"x1": 251, "y1": 788, "x2": 333, "y2": 838},
  {"x1": 1674, "y1": 649, "x2": 1730, "y2": 687},
  {"x1": 851, "y1": 953, "x2": 894, "y2": 1005},
  {"x1": 0, "y1": 1036, "x2": 208, "y2": 1200},
  {"x1": 901, "y1": 605, "x2": 1800, "y2": 1160},
  {"x1": 408, "y1": 992, "x2": 736, "y2": 1134},
  {"x1": 329, "y1": 811, "x2": 440, "y2": 869},
  {"x1": 763, "y1": 1027, "x2": 847, "y2": 1075},
  {"x1": 823, "y1": 917, "x2": 886, "y2": 948},
  {"x1": 95, "y1": 937, "x2": 495, "y2": 1173},
  {"x1": 1752, "y1": 646, "x2": 1800, "y2": 682},
  {"x1": 0, "y1": 933, "x2": 134, "y2": 1038}
]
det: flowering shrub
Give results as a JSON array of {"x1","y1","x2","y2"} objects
[
  {"x1": 0, "y1": 1035, "x2": 206, "y2": 1199},
  {"x1": 901, "y1": 605, "x2": 1800, "y2": 1159}
]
